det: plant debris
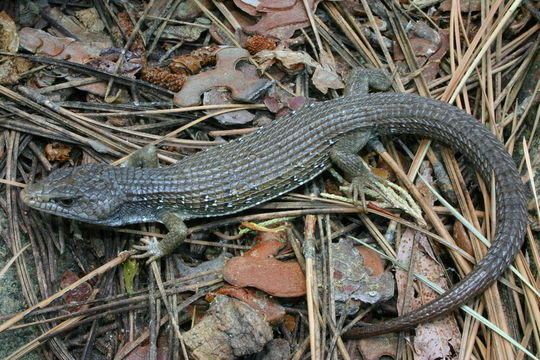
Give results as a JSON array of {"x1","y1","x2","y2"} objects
[
  {"x1": 223, "y1": 229, "x2": 306, "y2": 297},
  {"x1": 183, "y1": 295, "x2": 273, "y2": 359},
  {"x1": 0, "y1": 0, "x2": 538, "y2": 359},
  {"x1": 173, "y1": 47, "x2": 270, "y2": 106}
]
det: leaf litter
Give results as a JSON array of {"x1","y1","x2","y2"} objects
[{"x1": 0, "y1": 0, "x2": 538, "y2": 359}]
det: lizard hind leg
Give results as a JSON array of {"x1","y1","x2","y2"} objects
[
  {"x1": 329, "y1": 130, "x2": 374, "y2": 210},
  {"x1": 329, "y1": 130, "x2": 419, "y2": 218}
]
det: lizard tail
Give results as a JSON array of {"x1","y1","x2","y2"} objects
[{"x1": 342, "y1": 94, "x2": 527, "y2": 338}]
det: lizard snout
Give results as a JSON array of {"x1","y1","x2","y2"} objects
[
  {"x1": 20, "y1": 184, "x2": 50, "y2": 207},
  {"x1": 20, "y1": 186, "x2": 32, "y2": 205}
]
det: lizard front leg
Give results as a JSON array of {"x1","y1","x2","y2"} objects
[
  {"x1": 344, "y1": 68, "x2": 392, "y2": 96},
  {"x1": 121, "y1": 145, "x2": 186, "y2": 263},
  {"x1": 132, "y1": 212, "x2": 188, "y2": 264},
  {"x1": 120, "y1": 144, "x2": 159, "y2": 168}
]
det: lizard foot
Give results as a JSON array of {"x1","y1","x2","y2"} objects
[
  {"x1": 132, "y1": 237, "x2": 166, "y2": 264},
  {"x1": 341, "y1": 175, "x2": 370, "y2": 211},
  {"x1": 341, "y1": 171, "x2": 424, "y2": 225}
]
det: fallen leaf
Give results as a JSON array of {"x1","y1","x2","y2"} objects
[
  {"x1": 439, "y1": 0, "x2": 481, "y2": 12},
  {"x1": 223, "y1": 255, "x2": 306, "y2": 297},
  {"x1": 60, "y1": 270, "x2": 93, "y2": 312},
  {"x1": 351, "y1": 333, "x2": 398, "y2": 360},
  {"x1": 184, "y1": 295, "x2": 273, "y2": 359},
  {"x1": 237, "y1": 0, "x2": 317, "y2": 40},
  {"x1": 312, "y1": 49, "x2": 345, "y2": 93},
  {"x1": 44, "y1": 142, "x2": 72, "y2": 162},
  {"x1": 222, "y1": 229, "x2": 305, "y2": 297},
  {"x1": 174, "y1": 0, "x2": 212, "y2": 20},
  {"x1": 0, "y1": 11, "x2": 18, "y2": 53},
  {"x1": 203, "y1": 88, "x2": 256, "y2": 125},
  {"x1": 75, "y1": 7, "x2": 106, "y2": 34},
  {"x1": 175, "y1": 252, "x2": 232, "y2": 284},
  {"x1": 395, "y1": 229, "x2": 461, "y2": 359},
  {"x1": 330, "y1": 238, "x2": 394, "y2": 315},
  {"x1": 19, "y1": 27, "x2": 100, "y2": 64},
  {"x1": 254, "y1": 49, "x2": 345, "y2": 92},
  {"x1": 0, "y1": 12, "x2": 31, "y2": 84},
  {"x1": 394, "y1": 22, "x2": 449, "y2": 83},
  {"x1": 259, "y1": 338, "x2": 291, "y2": 359},
  {"x1": 174, "y1": 47, "x2": 270, "y2": 106},
  {"x1": 210, "y1": 286, "x2": 286, "y2": 322},
  {"x1": 44, "y1": 7, "x2": 111, "y2": 47},
  {"x1": 160, "y1": 17, "x2": 211, "y2": 41},
  {"x1": 18, "y1": 27, "x2": 110, "y2": 95}
]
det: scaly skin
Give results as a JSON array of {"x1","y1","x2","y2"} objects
[{"x1": 20, "y1": 93, "x2": 527, "y2": 337}]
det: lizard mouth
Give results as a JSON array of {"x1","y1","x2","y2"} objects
[
  {"x1": 20, "y1": 185, "x2": 52, "y2": 208},
  {"x1": 20, "y1": 187, "x2": 63, "y2": 218},
  {"x1": 20, "y1": 187, "x2": 34, "y2": 206},
  {"x1": 20, "y1": 186, "x2": 77, "y2": 209}
]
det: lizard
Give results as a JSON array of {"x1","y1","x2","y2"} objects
[{"x1": 19, "y1": 69, "x2": 527, "y2": 338}]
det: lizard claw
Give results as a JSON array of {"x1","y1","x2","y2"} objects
[
  {"x1": 132, "y1": 237, "x2": 165, "y2": 264},
  {"x1": 342, "y1": 176, "x2": 369, "y2": 211}
]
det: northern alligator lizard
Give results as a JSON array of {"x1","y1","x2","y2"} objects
[{"x1": 20, "y1": 70, "x2": 527, "y2": 338}]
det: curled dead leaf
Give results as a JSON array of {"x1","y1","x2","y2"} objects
[
  {"x1": 45, "y1": 142, "x2": 72, "y2": 162},
  {"x1": 184, "y1": 295, "x2": 273, "y2": 358},
  {"x1": 210, "y1": 286, "x2": 286, "y2": 322}
]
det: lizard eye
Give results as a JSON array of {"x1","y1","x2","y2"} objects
[{"x1": 56, "y1": 198, "x2": 75, "y2": 207}]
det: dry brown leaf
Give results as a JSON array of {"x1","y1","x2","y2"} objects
[
  {"x1": 0, "y1": 11, "x2": 30, "y2": 84},
  {"x1": 44, "y1": 142, "x2": 72, "y2": 162},
  {"x1": 312, "y1": 50, "x2": 345, "y2": 93},
  {"x1": 395, "y1": 229, "x2": 461, "y2": 359},
  {"x1": 209, "y1": 286, "x2": 286, "y2": 322},
  {"x1": 222, "y1": 228, "x2": 305, "y2": 297},
  {"x1": 254, "y1": 49, "x2": 345, "y2": 92},
  {"x1": 184, "y1": 295, "x2": 273, "y2": 359},
  {"x1": 60, "y1": 270, "x2": 93, "y2": 312},
  {"x1": 174, "y1": 47, "x2": 269, "y2": 106},
  {"x1": 330, "y1": 238, "x2": 394, "y2": 315},
  {"x1": 235, "y1": 0, "x2": 316, "y2": 40}
]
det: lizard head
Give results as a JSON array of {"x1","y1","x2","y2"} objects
[{"x1": 20, "y1": 163, "x2": 127, "y2": 225}]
